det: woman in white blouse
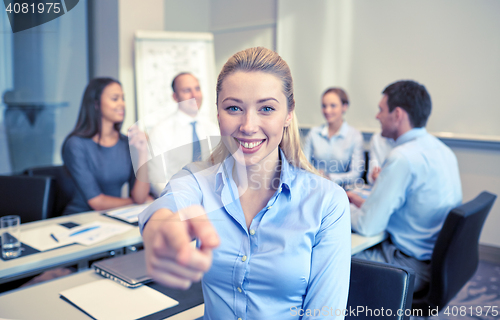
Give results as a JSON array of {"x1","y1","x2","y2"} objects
[{"x1": 303, "y1": 87, "x2": 364, "y2": 186}]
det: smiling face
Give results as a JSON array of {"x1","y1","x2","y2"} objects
[
  {"x1": 217, "y1": 71, "x2": 293, "y2": 167},
  {"x1": 100, "y1": 82, "x2": 125, "y2": 125},
  {"x1": 322, "y1": 92, "x2": 347, "y2": 127},
  {"x1": 173, "y1": 73, "x2": 203, "y2": 111}
]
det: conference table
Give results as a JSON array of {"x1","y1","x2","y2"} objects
[
  {"x1": 0, "y1": 210, "x2": 143, "y2": 285},
  {"x1": 0, "y1": 210, "x2": 386, "y2": 320}
]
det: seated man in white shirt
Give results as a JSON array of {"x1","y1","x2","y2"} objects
[
  {"x1": 347, "y1": 80, "x2": 462, "y2": 292},
  {"x1": 148, "y1": 73, "x2": 219, "y2": 197}
]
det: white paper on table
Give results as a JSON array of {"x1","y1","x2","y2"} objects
[
  {"x1": 60, "y1": 279, "x2": 178, "y2": 320},
  {"x1": 53, "y1": 221, "x2": 133, "y2": 246},
  {"x1": 105, "y1": 203, "x2": 150, "y2": 223},
  {"x1": 20, "y1": 224, "x2": 75, "y2": 251}
]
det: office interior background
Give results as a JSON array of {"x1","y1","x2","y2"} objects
[{"x1": 0, "y1": 0, "x2": 499, "y2": 250}]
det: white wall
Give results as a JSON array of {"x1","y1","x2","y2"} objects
[
  {"x1": 163, "y1": 0, "x2": 277, "y2": 82},
  {"x1": 210, "y1": 0, "x2": 276, "y2": 74},
  {"x1": 118, "y1": 0, "x2": 165, "y2": 132},
  {"x1": 162, "y1": 0, "x2": 276, "y2": 105},
  {"x1": 278, "y1": 0, "x2": 500, "y2": 141},
  {"x1": 450, "y1": 144, "x2": 500, "y2": 247},
  {"x1": 277, "y1": 0, "x2": 500, "y2": 247},
  {"x1": 164, "y1": 0, "x2": 210, "y2": 32}
]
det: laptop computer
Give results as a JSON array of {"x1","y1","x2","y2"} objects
[{"x1": 92, "y1": 250, "x2": 152, "y2": 288}]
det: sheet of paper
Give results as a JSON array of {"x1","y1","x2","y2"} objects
[
  {"x1": 60, "y1": 279, "x2": 178, "y2": 320},
  {"x1": 105, "y1": 203, "x2": 150, "y2": 223},
  {"x1": 20, "y1": 224, "x2": 75, "y2": 251},
  {"x1": 54, "y1": 221, "x2": 133, "y2": 246}
]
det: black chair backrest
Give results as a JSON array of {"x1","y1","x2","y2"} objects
[
  {"x1": 347, "y1": 258, "x2": 415, "y2": 320},
  {"x1": 416, "y1": 191, "x2": 497, "y2": 310},
  {"x1": 362, "y1": 150, "x2": 369, "y2": 184},
  {"x1": 24, "y1": 165, "x2": 75, "y2": 218},
  {"x1": 0, "y1": 175, "x2": 55, "y2": 223}
]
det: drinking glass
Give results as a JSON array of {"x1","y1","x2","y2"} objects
[{"x1": 1, "y1": 215, "x2": 21, "y2": 259}]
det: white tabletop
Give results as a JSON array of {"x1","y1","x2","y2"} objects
[
  {"x1": 0, "y1": 211, "x2": 142, "y2": 284},
  {"x1": 351, "y1": 231, "x2": 387, "y2": 255},
  {"x1": 0, "y1": 270, "x2": 205, "y2": 320},
  {"x1": 0, "y1": 232, "x2": 385, "y2": 320}
]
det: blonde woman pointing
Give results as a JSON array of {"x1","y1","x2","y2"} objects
[{"x1": 139, "y1": 48, "x2": 350, "y2": 320}]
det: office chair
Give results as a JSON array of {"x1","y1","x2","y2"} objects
[
  {"x1": 412, "y1": 191, "x2": 497, "y2": 317},
  {"x1": 24, "y1": 165, "x2": 75, "y2": 218},
  {"x1": 346, "y1": 258, "x2": 415, "y2": 320},
  {"x1": 0, "y1": 175, "x2": 55, "y2": 223},
  {"x1": 361, "y1": 150, "x2": 369, "y2": 184}
]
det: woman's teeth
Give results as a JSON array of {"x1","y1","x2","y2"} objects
[{"x1": 239, "y1": 140, "x2": 263, "y2": 149}]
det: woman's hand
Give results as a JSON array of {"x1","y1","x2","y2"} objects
[
  {"x1": 371, "y1": 166, "x2": 381, "y2": 183},
  {"x1": 128, "y1": 124, "x2": 151, "y2": 186},
  {"x1": 142, "y1": 206, "x2": 220, "y2": 289},
  {"x1": 128, "y1": 124, "x2": 148, "y2": 153},
  {"x1": 346, "y1": 191, "x2": 365, "y2": 208}
]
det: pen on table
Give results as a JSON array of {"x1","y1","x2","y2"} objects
[
  {"x1": 69, "y1": 226, "x2": 100, "y2": 237},
  {"x1": 50, "y1": 233, "x2": 59, "y2": 242}
]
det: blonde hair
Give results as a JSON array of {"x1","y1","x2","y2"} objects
[{"x1": 210, "y1": 47, "x2": 318, "y2": 175}]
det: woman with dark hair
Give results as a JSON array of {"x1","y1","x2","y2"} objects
[
  {"x1": 303, "y1": 87, "x2": 364, "y2": 187},
  {"x1": 62, "y1": 77, "x2": 150, "y2": 215}
]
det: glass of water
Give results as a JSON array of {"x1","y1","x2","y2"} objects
[{"x1": 1, "y1": 215, "x2": 21, "y2": 259}]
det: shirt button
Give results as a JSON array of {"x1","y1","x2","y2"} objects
[
  {"x1": 237, "y1": 287, "x2": 242, "y2": 293},
  {"x1": 249, "y1": 229, "x2": 255, "y2": 235},
  {"x1": 279, "y1": 187, "x2": 282, "y2": 192},
  {"x1": 238, "y1": 318, "x2": 242, "y2": 320},
  {"x1": 241, "y1": 255, "x2": 247, "y2": 262}
]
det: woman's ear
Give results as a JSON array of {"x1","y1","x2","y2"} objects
[
  {"x1": 284, "y1": 111, "x2": 293, "y2": 127},
  {"x1": 341, "y1": 103, "x2": 349, "y2": 114}
]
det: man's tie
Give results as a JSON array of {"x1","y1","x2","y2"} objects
[{"x1": 191, "y1": 121, "x2": 202, "y2": 162}]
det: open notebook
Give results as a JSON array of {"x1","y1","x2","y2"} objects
[{"x1": 60, "y1": 279, "x2": 178, "y2": 320}]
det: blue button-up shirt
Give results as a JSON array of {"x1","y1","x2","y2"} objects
[
  {"x1": 303, "y1": 122, "x2": 364, "y2": 185},
  {"x1": 140, "y1": 149, "x2": 351, "y2": 319},
  {"x1": 351, "y1": 128, "x2": 462, "y2": 260}
]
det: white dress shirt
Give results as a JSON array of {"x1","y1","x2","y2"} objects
[
  {"x1": 147, "y1": 109, "x2": 219, "y2": 197},
  {"x1": 302, "y1": 122, "x2": 364, "y2": 185}
]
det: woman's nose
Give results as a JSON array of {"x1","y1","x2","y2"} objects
[{"x1": 239, "y1": 112, "x2": 259, "y2": 134}]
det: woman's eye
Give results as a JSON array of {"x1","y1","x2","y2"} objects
[
  {"x1": 226, "y1": 106, "x2": 240, "y2": 112},
  {"x1": 261, "y1": 106, "x2": 274, "y2": 112}
]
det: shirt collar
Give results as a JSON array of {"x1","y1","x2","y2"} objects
[
  {"x1": 176, "y1": 108, "x2": 199, "y2": 124},
  {"x1": 395, "y1": 127, "x2": 427, "y2": 146},
  {"x1": 214, "y1": 148, "x2": 293, "y2": 201},
  {"x1": 277, "y1": 149, "x2": 293, "y2": 201},
  {"x1": 320, "y1": 121, "x2": 348, "y2": 139}
]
